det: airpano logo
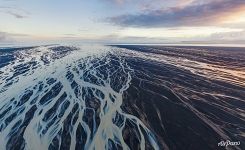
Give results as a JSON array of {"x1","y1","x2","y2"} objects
[{"x1": 218, "y1": 140, "x2": 240, "y2": 147}]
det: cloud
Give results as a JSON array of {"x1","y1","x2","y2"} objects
[
  {"x1": 88, "y1": 33, "x2": 170, "y2": 44},
  {"x1": 108, "y1": 0, "x2": 245, "y2": 27},
  {"x1": 0, "y1": 6, "x2": 29, "y2": 18},
  {"x1": 0, "y1": 31, "x2": 29, "y2": 43},
  {"x1": 0, "y1": 32, "x2": 13, "y2": 42},
  {"x1": 221, "y1": 22, "x2": 245, "y2": 29},
  {"x1": 210, "y1": 30, "x2": 245, "y2": 40},
  {"x1": 112, "y1": 0, "x2": 125, "y2": 4},
  {"x1": 179, "y1": 29, "x2": 245, "y2": 44},
  {"x1": 104, "y1": 0, "x2": 129, "y2": 5},
  {"x1": 0, "y1": 32, "x2": 6, "y2": 41},
  {"x1": 6, "y1": 11, "x2": 26, "y2": 18}
]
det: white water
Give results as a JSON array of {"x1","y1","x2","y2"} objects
[{"x1": 0, "y1": 45, "x2": 160, "y2": 150}]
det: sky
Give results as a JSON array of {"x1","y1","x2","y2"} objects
[{"x1": 0, "y1": 0, "x2": 245, "y2": 44}]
